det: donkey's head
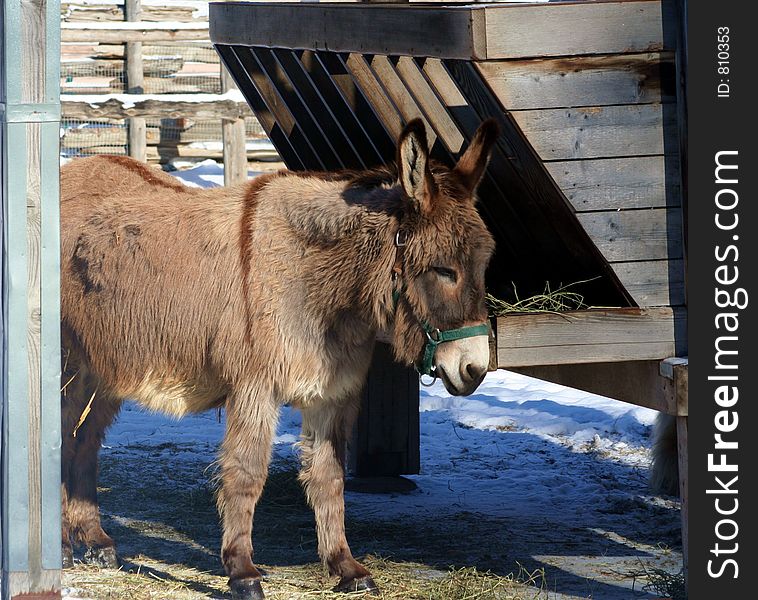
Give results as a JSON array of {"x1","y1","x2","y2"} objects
[{"x1": 390, "y1": 119, "x2": 497, "y2": 396}]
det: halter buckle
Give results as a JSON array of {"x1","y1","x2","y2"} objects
[{"x1": 395, "y1": 230, "x2": 408, "y2": 247}]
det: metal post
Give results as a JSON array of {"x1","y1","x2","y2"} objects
[{"x1": 1, "y1": 0, "x2": 62, "y2": 597}]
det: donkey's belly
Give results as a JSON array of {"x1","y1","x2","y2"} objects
[{"x1": 128, "y1": 371, "x2": 226, "y2": 417}]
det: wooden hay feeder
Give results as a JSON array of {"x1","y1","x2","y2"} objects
[{"x1": 209, "y1": 0, "x2": 688, "y2": 572}]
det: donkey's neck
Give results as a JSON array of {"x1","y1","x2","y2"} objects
[{"x1": 271, "y1": 174, "x2": 403, "y2": 335}]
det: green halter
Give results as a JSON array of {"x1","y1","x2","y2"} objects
[{"x1": 390, "y1": 230, "x2": 491, "y2": 380}]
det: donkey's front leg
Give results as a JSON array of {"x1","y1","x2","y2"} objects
[
  {"x1": 299, "y1": 401, "x2": 378, "y2": 594},
  {"x1": 218, "y1": 390, "x2": 280, "y2": 600}
]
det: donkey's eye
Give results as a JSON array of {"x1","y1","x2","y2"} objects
[{"x1": 432, "y1": 266, "x2": 458, "y2": 282}]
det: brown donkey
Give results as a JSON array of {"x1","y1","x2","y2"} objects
[{"x1": 60, "y1": 119, "x2": 498, "y2": 599}]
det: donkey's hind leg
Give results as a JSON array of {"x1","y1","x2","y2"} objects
[
  {"x1": 298, "y1": 400, "x2": 378, "y2": 594},
  {"x1": 63, "y1": 363, "x2": 122, "y2": 568}
]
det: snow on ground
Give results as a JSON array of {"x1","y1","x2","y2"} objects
[{"x1": 105, "y1": 369, "x2": 658, "y2": 524}]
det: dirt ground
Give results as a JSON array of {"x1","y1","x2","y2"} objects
[{"x1": 62, "y1": 439, "x2": 683, "y2": 600}]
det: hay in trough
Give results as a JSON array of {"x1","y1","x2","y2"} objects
[{"x1": 486, "y1": 279, "x2": 600, "y2": 317}]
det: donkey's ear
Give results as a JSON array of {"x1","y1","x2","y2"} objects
[
  {"x1": 397, "y1": 118, "x2": 436, "y2": 215},
  {"x1": 453, "y1": 119, "x2": 499, "y2": 193}
]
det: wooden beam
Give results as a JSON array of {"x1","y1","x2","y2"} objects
[
  {"x1": 513, "y1": 360, "x2": 677, "y2": 414},
  {"x1": 496, "y1": 307, "x2": 686, "y2": 367},
  {"x1": 208, "y1": 1, "x2": 672, "y2": 60},
  {"x1": 61, "y1": 22, "x2": 209, "y2": 43},
  {"x1": 126, "y1": 0, "x2": 147, "y2": 163},
  {"x1": 60, "y1": 95, "x2": 250, "y2": 120},
  {"x1": 209, "y1": 3, "x2": 482, "y2": 60},
  {"x1": 221, "y1": 58, "x2": 247, "y2": 186}
]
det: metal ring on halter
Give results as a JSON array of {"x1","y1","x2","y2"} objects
[{"x1": 419, "y1": 372, "x2": 437, "y2": 386}]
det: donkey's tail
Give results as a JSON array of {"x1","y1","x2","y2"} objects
[{"x1": 650, "y1": 413, "x2": 679, "y2": 496}]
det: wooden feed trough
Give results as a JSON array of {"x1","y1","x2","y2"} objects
[{"x1": 209, "y1": 0, "x2": 688, "y2": 573}]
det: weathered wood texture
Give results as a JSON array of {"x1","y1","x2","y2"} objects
[
  {"x1": 497, "y1": 308, "x2": 685, "y2": 367},
  {"x1": 61, "y1": 22, "x2": 209, "y2": 43},
  {"x1": 210, "y1": 1, "x2": 674, "y2": 60},
  {"x1": 349, "y1": 343, "x2": 420, "y2": 477},
  {"x1": 514, "y1": 359, "x2": 685, "y2": 415},
  {"x1": 60, "y1": 95, "x2": 250, "y2": 120},
  {"x1": 220, "y1": 63, "x2": 248, "y2": 186},
  {"x1": 2, "y1": 0, "x2": 62, "y2": 596},
  {"x1": 126, "y1": 0, "x2": 147, "y2": 162}
]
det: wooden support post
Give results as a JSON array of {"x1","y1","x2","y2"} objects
[
  {"x1": 660, "y1": 358, "x2": 688, "y2": 585},
  {"x1": 2, "y1": 0, "x2": 62, "y2": 597},
  {"x1": 221, "y1": 59, "x2": 247, "y2": 186},
  {"x1": 350, "y1": 344, "x2": 420, "y2": 477},
  {"x1": 126, "y1": 0, "x2": 147, "y2": 162}
]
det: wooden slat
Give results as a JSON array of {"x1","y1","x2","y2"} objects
[
  {"x1": 545, "y1": 156, "x2": 680, "y2": 212},
  {"x1": 252, "y1": 47, "x2": 341, "y2": 170},
  {"x1": 577, "y1": 208, "x2": 683, "y2": 262},
  {"x1": 476, "y1": 53, "x2": 676, "y2": 110},
  {"x1": 344, "y1": 53, "x2": 404, "y2": 142},
  {"x1": 272, "y1": 49, "x2": 363, "y2": 169},
  {"x1": 369, "y1": 55, "x2": 438, "y2": 150},
  {"x1": 482, "y1": 0, "x2": 673, "y2": 59},
  {"x1": 222, "y1": 45, "x2": 316, "y2": 170},
  {"x1": 497, "y1": 307, "x2": 683, "y2": 367},
  {"x1": 319, "y1": 52, "x2": 397, "y2": 162},
  {"x1": 611, "y1": 259, "x2": 686, "y2": 307},
  {"x1": 510, "y1": 104, "x2": 672, "y2": 161},
  {"x1": 513, "y1": 360, "x2": 676, "y2": 414},
  {"x1": 394, "y1": 56, "x2": 464, "y2": 154},
  {"x1": 299, "y1": 51, "x2": 387, "y2": 168}
]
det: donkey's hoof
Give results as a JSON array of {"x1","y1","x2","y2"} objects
[
  {"x1": 83, "y1": 545, "x2": 120, "y2": 569},
  {"x1": 62, "y1": 545, "x2": 74, "y2": 569},
  {"x1": 334, "y1": 575, "x2": 379, "y2": 595},
  {"x1": 230, "y1": 577, "x2": 265, "y2": 600}
]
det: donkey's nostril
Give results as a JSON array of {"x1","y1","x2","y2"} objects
[{"x1": 463, "y1": 362, "x2": 481, "y2": 383}]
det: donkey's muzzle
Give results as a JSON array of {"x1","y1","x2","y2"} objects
[{"x1": 435, "y1": 333, "x2": 490, "y2": 396}]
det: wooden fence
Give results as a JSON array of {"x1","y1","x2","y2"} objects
[{"x1": 61, "y1": 0, "x2": 270, "y2": 185}]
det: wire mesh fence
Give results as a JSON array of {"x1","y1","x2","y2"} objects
[
  {"x1": 61, "y1": 116, "x2": 269, "y2": 163},
  {"x1": 61, "y1": 43, "x2": 224, "y2": 95}
]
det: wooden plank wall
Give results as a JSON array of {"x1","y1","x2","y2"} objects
[
  {"x1": 475, "y1": 34, "x2": 684, "y2": 308},
  {"x1": 1, "y1": 0, "x2": 62, "y2": 598}
]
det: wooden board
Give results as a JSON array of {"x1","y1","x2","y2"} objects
[
  {"x1": 209, "y1": 1, "x2": 673, "y2": 60},
  {"x1": 611, "y1": 259, "x2": 686, "y2": 307},
  {"x1": 577, "y1": 208, "x2": 683, "y2": 262},
  {"x1": 545, "y1": 156, "x2": 680, "y2": 212},
  {"x1": 514, "y1": 360, "x2": 680, "y2": 414},
  {"x1": 496, "y1": 307, "x2": 685, "y2": 367},
  {"x1": 476, "y1": 53, "x2": 676, "y2": 110},
  {"x1": 510, "y1": 104, "x2": 673, "y2": 161},
  {"x1": 350, "y1": 343, "x2": 420, "y2": 477},
  {"x1": 482, "y1": 0, "x2": 675, "y2": 59}
]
